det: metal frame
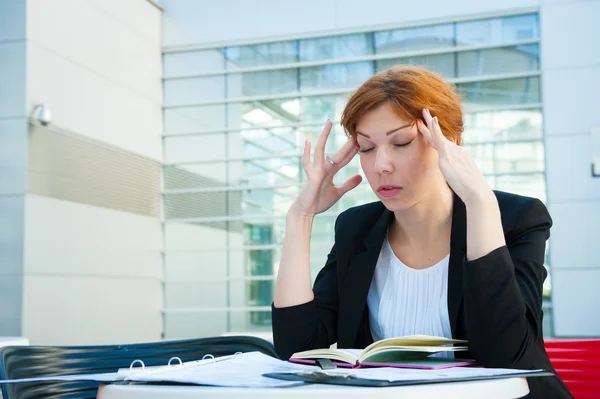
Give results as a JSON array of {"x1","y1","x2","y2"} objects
[
  {"x1": 163, "y1": 39, "x2": 540, "y2": 79},
  {"x1": 164, "y1": 71, "x2": 541, "y2": 109}
]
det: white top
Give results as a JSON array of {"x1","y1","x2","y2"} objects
[{"x1": 367, "y1": 235, "x2": 452, "y2": 345}]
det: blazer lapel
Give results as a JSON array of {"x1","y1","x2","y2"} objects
[
  {"x1": 448, "y1": 193, "x2": 467, "y2": 337},
  {"x1": 337, "y1": 205, "x2": 392, "y2": 348}
]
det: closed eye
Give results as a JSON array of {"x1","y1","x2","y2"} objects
[
  {"x1": 394, "y1": 140, "x2": 413, "y2": 148},
  {"x1": 359, "y1": 147, "x2": 374, "y2": 153}
]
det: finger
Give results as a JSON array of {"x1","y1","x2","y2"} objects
[
  {"x1": 337, "y1": 174, "x2": 363, "y2": 196},
  {"x1": 432, "y1": 116, "x2": 449, "y2": 155},
  {"x1": 422, "y1": 108, "x2": 434, "y2": 131},
  {"x1": 314, "y1": 120, "x2": 333, "y2": 164},
  {"x1": 417, "y1": 119, "x2": 435, "y2": 148},
  {"x1": 329, "y1": 139, "x2": 359, "y2": 170},
  {"x1": 301, "y1": 138, "x2": 312, "y2": 171}
]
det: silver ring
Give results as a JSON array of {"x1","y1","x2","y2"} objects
[{"x1": 325, "y1": 155, "x2": 336, "y2": 166}]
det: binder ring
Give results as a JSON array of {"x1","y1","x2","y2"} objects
[
  {"x1": 129, "y1": 359, "x2": 145, "y2": 371},
  {"x1": 202, "y1": 354, "x2": 214, "y2": 360},
  {"x1": 168, "y1": 356, "x2": 183, "y2": 366}
]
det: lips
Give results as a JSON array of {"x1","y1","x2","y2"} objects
[{"x1": 376, "y1": 185, "x2": 403, "y2": 198}]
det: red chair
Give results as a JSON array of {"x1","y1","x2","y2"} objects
[{"x1": 544, "y1": 339, "x2": 600, "y2": 399}]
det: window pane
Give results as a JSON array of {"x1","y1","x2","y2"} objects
[
  {"x1": 465, "y1": 141, "x2": 545, "y2": 175},
  {"x1": 227, "y1": 69, "x2": 298, "y2": 97},
  {"x1": 239, "y1": 98, "x2": 301, "y2": 127},
  {"x1": 300, "y1": 62, "x2": 373, "y2": 92},
  {"x1": 376, "y1": 53, "x2": 455, "y2": 78},
  {"x1": 458, "y1": 77, "x2": 540, "y2": 108},
  {"x1": 164, "y1": 105, "x2": 227, "y2": 134},
  {"x1": 301, "y1": 94, "x2": 351, "y2": 124},
  {"x1": 163, "y1": 49, "x2": 225, "y2": 76},
  {"x1": 226, "y1": 41, "x2": 297, "y2": 68},
  {"x1": 457, "y1": 45, "x2": 539, "y2": 77},
  {"x1": 375, "y1": 24, "x2": 454, "y2": 54},
  {"x1": 462, "y1": 109, "x2": 543, "y2": 144},
  {"x1": 456, "y1": 14, "x2": 539, "y2": 45},
  {"x1": 494, "y1": 173, "x2": 546, "y2": 203},
  {"x1": 299, "y1": 33, "x2": 374, "y2": 62},
  {"x1": 164, "y1": 75, "x2": 226, "y2": 105},
  {"x1": 164, "y1": 186, "x2": 300, "y2": 220}
]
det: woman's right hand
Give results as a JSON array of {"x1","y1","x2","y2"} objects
[{"x1": 289, "y1": 120, "x2": 363, "y2": 218}]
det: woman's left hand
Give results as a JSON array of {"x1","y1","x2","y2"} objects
[{"x1": 417, "y1": 108, "x2": 494, "y2": 206}]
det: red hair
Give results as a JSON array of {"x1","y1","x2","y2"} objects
[{"x1": 341, "y1": 65, "x2": 464, "y2": 144}]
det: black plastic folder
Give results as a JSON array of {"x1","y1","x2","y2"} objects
[{"x1": 263, "y1": 370, "x2": 554, "y2": 388}]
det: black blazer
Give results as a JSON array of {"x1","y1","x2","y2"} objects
[{"x1": 272, "y1": 191, "x2": 573, "y2": 399}]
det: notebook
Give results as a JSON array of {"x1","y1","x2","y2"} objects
[{"x1": 289, "y1": 334, "x2": 475, "y2": 369}]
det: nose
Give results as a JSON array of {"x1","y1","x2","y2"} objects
[{"x1": 373, "y1": 147, "x2": 394, "y2": 174}]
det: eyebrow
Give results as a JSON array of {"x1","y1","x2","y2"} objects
[{"x1": 356, "y1": 123, "x2": 413, "y2": 138}]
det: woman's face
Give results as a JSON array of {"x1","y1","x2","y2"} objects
[{"x1": 355, "y1": 103, "x2": 445, "y2": 211}]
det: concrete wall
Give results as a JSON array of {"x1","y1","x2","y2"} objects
[
  {"x1": 540, "y1": 0, "x2": 600, "y2": 337},
  {"x1": 20, "y1": 0, "x2": 164, "y2": 345}
]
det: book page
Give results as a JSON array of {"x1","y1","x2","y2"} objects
[
  {"x1": 291, "y1": 348, "x2": 357, "y2": 364},
  {"x1": 363, "y1": 335, "x2": 467, "y2": 355}
]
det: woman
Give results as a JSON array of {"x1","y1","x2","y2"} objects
[{"x1": 271, "y1": 65, "x2": 572, "y2": 398}]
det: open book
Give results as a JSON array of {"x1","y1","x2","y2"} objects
[{"x1": 289, "y1": 335, "x2": 475, "y2": 370}]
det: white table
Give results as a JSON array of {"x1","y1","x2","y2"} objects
[{"x1": 97, "y1": 377, "x2": 529, "y2": 399}]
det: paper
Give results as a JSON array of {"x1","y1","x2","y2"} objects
[
  {"x1": 125, "y1": 352, "x2": 318, "y2": 388},
  {"x1": 0, "y1": 372, "x2": 119, "y2": 384},
  {"x1": 280, "y1": 365, "x2": 546, "y2": 383}
]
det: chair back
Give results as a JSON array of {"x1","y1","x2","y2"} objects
[
  {"x1": 0, "y1": 335, "x2": 277, "y2": 399},
  {"x1": 545, "y1": 339, "x2": 600, "y2": 399}
]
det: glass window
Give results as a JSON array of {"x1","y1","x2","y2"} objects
[
  {"x1": 494, "y1": 173, "x2": 546, "y2": 203},
  {"x1": 164, "y1": 105, "x2": 227, "y2": 134},
  {"x1": 163, "y1": 49, "x2": 226, "y2": 77},
  {"x1": 162, "y1": 12, "x2": 548, "y2": 337},
  {"x1": 462, "y1": 109, "x2": 543, "y2": 144},
  {"x1": 226, "y1": 40, "x2": 297, "y2": 69},
  {"x1": 301, "y1": 94, "x2": 351, "y2": 124},
  {"x1": 164, "y1": 186, "x2": 300, "y2": 220},
  {"x1": 465, "y1": 141, "x2": 545, "y2": 175},
  {"x1": 457, "y1": 45, "x2": 539, "y2": 77},
  {"x1": 300, "y1": 62, "x2": 374, "y2": 92},
  {"x1": 227, "y1": 69, "x2": 298, "y2": 98},
  {"x1": 375, "y1": 24, "x2": 454, "y2": 54},
  {"x1": 163, "y1": 75, "x2": 227, "y2": 105},
  {"x1": 456, "y1": 14, "x2": 539, "y2": 45},
  {"x1": 299, "y1": 33, "x2": 374, "y2": 62},
  {"x1": 457, "y1": 76, "x2": 540, "y2": 108},
  {"x1": 376, "y1": 52, "x2": 455, "y2": 78}
]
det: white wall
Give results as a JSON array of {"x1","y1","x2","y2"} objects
[
  {"x1": 21, "y1": 0, "x2": 164, "y2": 345},
  {"x1": 160, "y1": 0, "x2": 600, "y2": 337},
  {"x1": 0, "y1": 0, "x2": 27, "y2": 335},
  {"x1": 541, "y1": 0, "x2": 600, "y2": 336}
]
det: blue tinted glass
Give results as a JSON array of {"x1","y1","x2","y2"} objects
[
  {"x1": 376, "y1": 53, "x2": 455, "y2": 78},
  {"x1": 299, "y1": 33, "x2": 374, "y2": 61},
  {"x1": 300, "y1": 62, "x2": 374, "y2": 92},
  {"x1": 458, "y1": 77, "x2": 540, "y2": 107},
  {"x1": 457, "y1": 44, "x2": 539, "y2": 77},
  {"x1": 456, "y1": 14, "x2": 539, "y2": 45},
  {"x1": 226, "y1": 40, "x2": 297, "y2": 68},
  {"x1": 375, "y1": 24, "x2": 454, "y2": 53}
]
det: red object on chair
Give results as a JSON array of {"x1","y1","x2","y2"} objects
[{"x1": 544, "y1": 339, "x2": 600, "y2": 399}]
